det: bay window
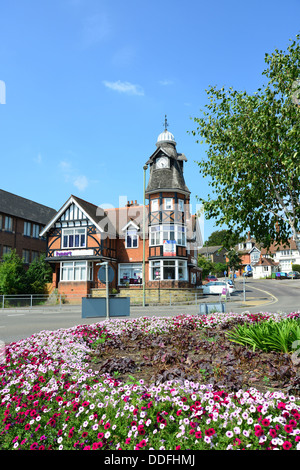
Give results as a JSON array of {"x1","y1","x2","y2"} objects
[
  {"x1": 149, "y1": 259, "x2": 188, "y2": 281},
  {"x1": 149, "y1": 225, "x2": 186, "y2": 246}
]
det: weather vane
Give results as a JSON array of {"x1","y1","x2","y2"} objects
[{"x1": 164, "y1": 115, "x2": 169, "y2": 131}]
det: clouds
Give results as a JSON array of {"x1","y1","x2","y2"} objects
[
  {"x1": 59, "y1": 160, "x2": 89, "y2": 192},
  {"x1": 103, "y1": 80, "x2": 144, "y2": 96}
]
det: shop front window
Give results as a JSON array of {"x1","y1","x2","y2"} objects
[
  {"x1": 149, "y1": 260, "x2": 187, "y2": 281},
  {"x1": 163, "y1": 260, "x2": 176, "y2": 280},
  {"x1": 151, "y1": 261, "x2": 161, "y2": 281},
  {"x1": 119, "y1": 263, "x2": 142, "y2": 285}
]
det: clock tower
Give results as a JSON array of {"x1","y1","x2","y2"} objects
[{"x1": 145, "y1": 119, "x2": 192, "y2": 287}]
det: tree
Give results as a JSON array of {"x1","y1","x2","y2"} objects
[
  {"x1": 0, "y1": 250, "x2": 27, "y2": 295},
  {"x1": 212, "y1": 262, "x2": 228, "y2": 276},
  {"x1": 204, "y1": 229, "x2": 241, "y2": 249},
  {"x1": 26, "y1": 254, "x2": 53, "y2": 294},
  {"x1": 191, "y1": 35, "x2": 300, "y2": 252},
  {"x1": 197, "y1": 254, "x2": 214, "y2": 278},
  {"x1": 226, "y1": 249, "x2": 242, "y2": 273}
]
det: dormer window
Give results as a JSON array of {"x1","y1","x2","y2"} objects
[{"x1": 126, "y1": 229, "x2": 138, "y2": 248}]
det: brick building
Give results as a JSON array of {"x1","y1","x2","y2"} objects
[
  {"x1": 40, "y1": 125, "x2": 203, "y2": 297},
  {"x1": 0, "y1": 189, "x2": 57, "y2": 264}
]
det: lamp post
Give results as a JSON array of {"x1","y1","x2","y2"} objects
[{"x1": 143, "y1": 164, "x2": 148, "y2": 307}]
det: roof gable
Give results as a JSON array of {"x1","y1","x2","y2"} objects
[{"x1": 40, "y1": 195, "x2": 104, "y2": 236}]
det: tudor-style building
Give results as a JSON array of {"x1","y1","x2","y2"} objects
[{"x1": 40, "y1": 124, "x2": 203, "y2": 298}]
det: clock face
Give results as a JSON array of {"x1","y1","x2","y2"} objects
[{"x1": 156, "y1": 156, "x2": 168, "y2": 169}]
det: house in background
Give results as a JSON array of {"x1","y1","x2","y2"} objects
[
  {"x1": 0, "y1": 189, "x2": 57, "y2": 264},
  {"x1": 261, "y1": 238, "x2": 300, "y2": 273},
  {"x1": 227, "y1": 232, "x2": 261, "y2": 275},
  {"x1": 252, "y1": 256, "x2": 279, "y2": 279},
  {"x1": 198, "y1": 245, "x2": 227, "y2": 263}
]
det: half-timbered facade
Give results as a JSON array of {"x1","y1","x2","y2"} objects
[{"x1": 41, "y1": 123, "x2": 203, "y2": 297}]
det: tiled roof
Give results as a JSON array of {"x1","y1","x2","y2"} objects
[
  {"x1": 253, "y1": 257, "x2": 279, "y2": 267},
  {"x1": 199, "y1": 245, "x2": 223, "y2": 254},
  {"x1": 0, "y1": 189, "x2": 57, "y2": 225},
  {"x1": 261, "y1": 238, "x2": 299, "y2": 254}
]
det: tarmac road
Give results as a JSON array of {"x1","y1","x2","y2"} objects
[{"x1": 0, "y1": 278, "x2": 299, "y2": 344}]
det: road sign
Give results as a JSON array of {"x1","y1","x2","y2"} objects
[{"x1": 98, "y1": 265, "x2": 114, "y2": 283}]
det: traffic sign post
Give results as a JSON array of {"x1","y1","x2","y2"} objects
[{"x1": 97, "y1": 262, "x2": 115, "y2": 319}]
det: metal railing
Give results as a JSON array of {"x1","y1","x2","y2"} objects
[{"x1": 0, "y1": 289, "x2": 245, "y2": 309}]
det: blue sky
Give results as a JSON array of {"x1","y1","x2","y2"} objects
[{"x1": 0, "y1": 0, "x2": 299, "y2": 242}]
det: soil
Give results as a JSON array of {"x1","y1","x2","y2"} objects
[{"x1": 87, "y1": 318, "x2": 300, "y2": 397}]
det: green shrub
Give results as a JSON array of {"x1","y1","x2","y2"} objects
[
  {"x1": 292, "y1": 264, "x2": 300, "y2": 273},
  {"x1": 225, "y1": 318, "x2": 300, "y2": 353}
]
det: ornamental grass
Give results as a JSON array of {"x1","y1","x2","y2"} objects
[{"x1": 1, "y1": 312, "x2": 300, "y2": 450}]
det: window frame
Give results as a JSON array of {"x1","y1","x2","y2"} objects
[
  {"x1": 164, "y1": 198, "x2": 173, "y2": 210},
  {"x1": 32, "y1": 224, "x2": 40, "y2": 238},
  {"x1": 118, "y1": 263, "x2": 142, "y2": 285},
  {"x1": 4, "y1": 216, "x2": 12, "y2": 232},
  {"x1": 125, "y1": 229, "x2": 139, "y2": 249},
  {"x1": 178, "y1": 199, "x2": 184, "y2": 212},
  {"x1": 62, "y1": 227, "x2": 86, "y2": 249},
  {"x1": 24, "y1": 221, "x2": 31, "y2": 237},
  {"x1": 60, "y1": 260, "x2": 93, "y2": 282},
  {"x1": 149, "y1": 259, "x2": 188, "y2": 281},
  {"x1": 149, "y1": 225, "x2": 186, "y2": 247},
  {"x1": 151, "y1": 198, "x2": 159, "y2": 212}
]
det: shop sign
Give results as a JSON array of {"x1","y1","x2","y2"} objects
[
  {"x1": 163, "y1": 240, "x2": 176, "y2": 256},
  {"x1": 55, "y1": 249, "x2": 94, "y2": 257}
]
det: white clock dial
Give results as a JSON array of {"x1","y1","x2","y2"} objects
[{"x1": 156, "y1": 157, "x2": 168, "y2": 168}]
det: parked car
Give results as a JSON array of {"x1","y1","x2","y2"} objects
[
  {"x1": 244, "y1": 271, "x2": 253, "y2": 277},
  {"x1": 205, "y1": 275, "x2": 218, "y2": 282},
  {"x1": 202, "y1": 281, "x2": 236, "y2": 295},
  {"x1": 288, "y1": 271, "x2": 300, "y2": 279},
  {"x1": 276, "y1": 272, "x2": 288, "y2": 279}
]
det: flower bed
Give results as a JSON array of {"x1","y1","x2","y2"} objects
[{"x1": 1, "y1": 311, "x2": 300, "y2": 450}]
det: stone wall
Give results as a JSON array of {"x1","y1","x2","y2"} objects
[{"x1": 90, "y1": 287, "x2": 203, "y2": 305}]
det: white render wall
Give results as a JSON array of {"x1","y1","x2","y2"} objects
[
  {"x1": 253, "y1": 265, "x2": 273, "y2": 279},
  {"x1": 272, "y1": 249, "x2": 300, "y2": 273}
]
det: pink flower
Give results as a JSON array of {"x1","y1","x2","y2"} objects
[
  {"x1": 282, "y1": 441, "x2": 292, "y2": 450},
  {"x1": 284, "y1": 424, "x2": 293, "y2": 434}
]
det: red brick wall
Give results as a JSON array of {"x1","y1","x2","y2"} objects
[{"x1": 0, "y1": 215, "x2": 47, "y2": 260}]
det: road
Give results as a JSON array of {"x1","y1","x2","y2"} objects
[{"x1": 0, "y1": 278, "x2": 300, "y2": 344}]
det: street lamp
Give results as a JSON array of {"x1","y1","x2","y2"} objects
[{"x1": 143, "y1": 164, "x2": 148, "y2": 307}]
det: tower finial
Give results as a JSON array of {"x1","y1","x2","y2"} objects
[{"x1": 164, "y1": 114, "x2": 169, "y2": 131}]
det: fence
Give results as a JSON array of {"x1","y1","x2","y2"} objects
[
  {"x1": 0, "y1": 293, "x2": 83, "y2": 309},
  {"x1": 0, "y1": 291, "x2": 207, "y2": 308}
]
